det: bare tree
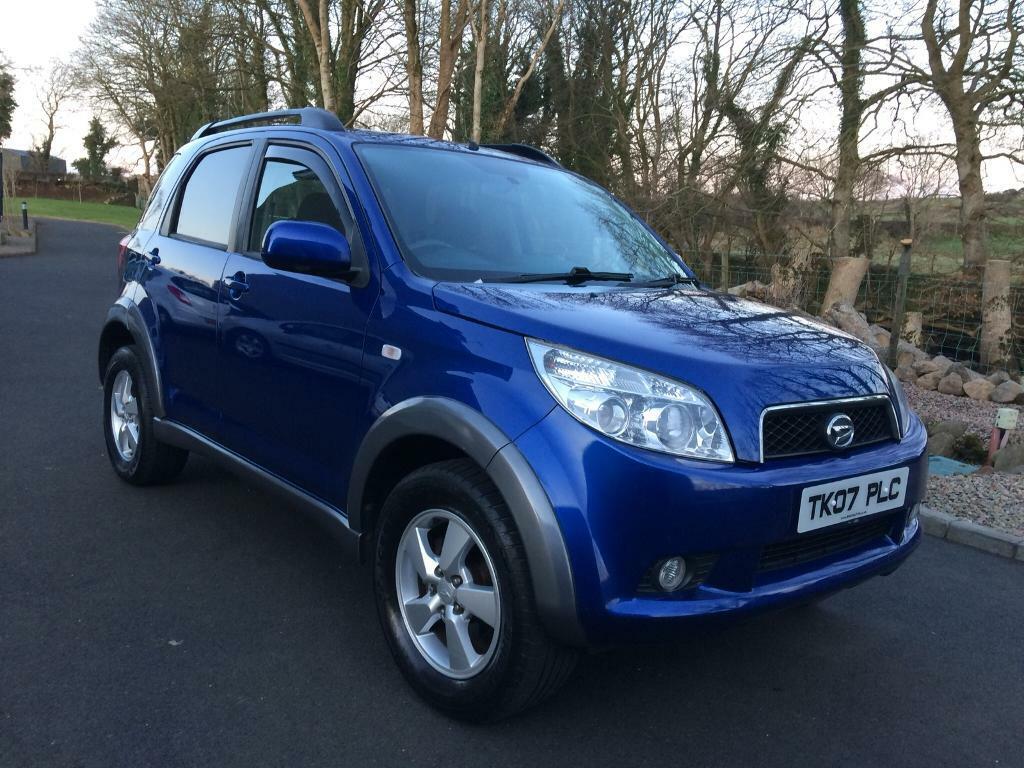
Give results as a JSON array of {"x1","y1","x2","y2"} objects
[
  {"x1": 402, "y1": 0, "x2": 427, "y2": 133},
  {"x1": 491, "y1": 0, "x2": 564, "y2": 135},
  {"x1": 470, "y1": 0, "x2": 489, "y2": 142},
  {"x1": 888, "y1": 0, "x2": 1024, "y2": 269},
  {"x1": 33, "y1": 61, "x2": 74, "y2": 171},
  {"x1": 429, "y1": 0, "x2": 474, "y2": 138}
]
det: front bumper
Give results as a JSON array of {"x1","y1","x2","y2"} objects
[{"x1": 513, "y1": 407, "x2": 928, "y2": 646}]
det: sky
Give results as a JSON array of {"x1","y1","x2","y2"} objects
[
  {"x1": 1, "y1": 0, "x2": 142, "y2": 171},
  {"x1": 2, "y1": 0, "x2": 1022, "y2": 191}
]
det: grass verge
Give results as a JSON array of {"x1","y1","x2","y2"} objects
[{"x1": 13, "y1": 197, "x2": 140, "y2": 230}]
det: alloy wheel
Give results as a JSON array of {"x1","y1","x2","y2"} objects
[
  {"x1": 395, "y1": 509, "x2": 501, "y2": 679},
  {"x1": 110, "y1": 369, "x2": 140, "y2": 461}
]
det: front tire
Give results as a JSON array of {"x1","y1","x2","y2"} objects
[
  {"x1": 103, "y1": 345, "x2": 188, "y2": 485},
  {"x1": 374, "y1": 459, "x2": 577, "y2": 721}
]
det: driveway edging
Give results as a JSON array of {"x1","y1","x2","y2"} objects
[{"x1": 920, "y1": 505, "x2": 1024, "y2": 561}]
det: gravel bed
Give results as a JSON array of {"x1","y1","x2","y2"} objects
[
  {"x1": 903, "y1": 382, "x2": 1024, "y2": 537},
  {"x1": 927, "y1": 472, "x2": 1024, "y2": 538},
  {"x1": 904, "y1": 382, "x2": 1024, "y2": 447}
]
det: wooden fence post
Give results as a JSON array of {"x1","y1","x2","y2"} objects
[{"x1": 886, "y1": 239, "x2": 913, "y2": 369}]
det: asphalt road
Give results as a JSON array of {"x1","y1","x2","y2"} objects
[{"x1": 1, "y1": 219, "x2": 1022, "y2": 768}]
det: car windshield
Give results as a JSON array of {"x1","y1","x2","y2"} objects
[{"x1": 355, "y1": 143, "x2": 689, "y2": 283}]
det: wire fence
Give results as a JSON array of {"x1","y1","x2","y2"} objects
[{"x1": 689, "y1": 253, "x2": 1023, "y2": 375}]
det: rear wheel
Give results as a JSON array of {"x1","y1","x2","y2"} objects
[
  {"x1": 374, "y1": 459, "x2": 577, "y2": 721},
  {"x1": 103, "y1": 345, "x2": 188, "y2": 485}
]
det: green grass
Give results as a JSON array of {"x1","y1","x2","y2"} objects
[{"x1": 14, "y1": 197, "x2": 140, "y2": 230}]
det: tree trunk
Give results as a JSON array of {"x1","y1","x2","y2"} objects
[
  {"x1": 402, "y1": 0, "x2": 425, "y2": 134},
  {"x1": 471, "y1": 0, "x2": 488, "y2": 143},
  {"x1": 820, "y1": 256, "x2": 869, "y2": 314},
  {"x1": 428, "y1": 0, "x2": 471, "y2": 139},
  {"x1": 297, "y1": 0, "x2": 336, "y2": 113},
  {"x1": 980, "y1": 259, "x2": 1012, "y2": 370},
  {"x1": 829, "y1": 0, "x2": 865, "y2": 261},
  {"x1": 953, "y1": 121, "x2": 989, "y2": 270}
]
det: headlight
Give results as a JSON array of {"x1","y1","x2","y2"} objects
[
  {"x1": 885, "y1": 366, "x2": 912, "y2": 438},
  {"x1": 526, "y1": 339, "x2": 734, "y2": 462}
]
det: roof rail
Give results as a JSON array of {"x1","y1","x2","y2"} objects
[
  {"x1": 481, "y1": 143, "x2": 560, "y2": 167},
  {"x1": 191, "y1": 108, "x2": 345, "y2": 141}
]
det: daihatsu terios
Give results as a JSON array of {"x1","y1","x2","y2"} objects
[{"x1": 99, "y1": 108, "x2": 926, "y2": 721}]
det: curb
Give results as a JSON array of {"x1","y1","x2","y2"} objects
[
  {"x1": 0, "y1": 221, "x2": 38, "y2": 257},
  {"x1": 920, "y1": 505, "x2": 1024, "y2": 561}
]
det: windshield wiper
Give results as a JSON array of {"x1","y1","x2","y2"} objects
[
  {"x1": 484, "y1": 266, "x2": 633, "y2": 285},
  {"x1": 632, "y1": 273, "x2": 700, "y2": 287}
]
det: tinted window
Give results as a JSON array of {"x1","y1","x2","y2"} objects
[
  {"x1": 356, "y1": 144, "x2": 684, "y2": 283},
  {"x1": 174, "y1": 145, "x2": 251, "y2": 247},
  {"x1": 249, "y1": 158, "x2": 345, "y2": 251}
]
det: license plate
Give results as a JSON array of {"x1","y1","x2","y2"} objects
[{"x1": 797, "y1": 467, "x2": 909, "y2": 533}]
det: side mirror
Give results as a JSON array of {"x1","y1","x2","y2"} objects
[{"x1": 261, "y1": 220, "x2": 355, "y2": 279}]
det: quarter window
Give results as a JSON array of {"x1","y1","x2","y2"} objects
[
  {"x1": 249, "y1": 158, "x2": 346, "y2": 251},
  {"x1": 173, "y1": 145, "x2": 251, "y2": 247}
]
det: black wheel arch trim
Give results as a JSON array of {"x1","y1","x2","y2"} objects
[
  {"x1": 99, "y1": 300, "x2": 165, "y2": 418},
  {"x1": 348, "y1": 397, "x2": 584, "y2": 646}
]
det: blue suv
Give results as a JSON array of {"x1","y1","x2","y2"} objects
[{"x1": 99, "y1": 108, "x2": 927, "y2": 720}]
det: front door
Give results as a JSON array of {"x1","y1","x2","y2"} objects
[
  {"x1": 137, "y1": 141, "x2": 254, "y2": 435},
  {"x1": 216, "y1": 140, "x2": 378, "y2": 508}
]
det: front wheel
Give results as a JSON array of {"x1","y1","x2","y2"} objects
[
  {"x1": 103, "y1": 345, "x2": 188, "y2": 485},
  {"x1": 374, "y1": 459, "x2": 577, "y2": 721}
]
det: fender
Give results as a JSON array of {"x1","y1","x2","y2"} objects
[
  {"x1": 98, "y1": 299, "x2": 166, "y2": 418},
  {"x1": 348, "y1": 397, "x2": 585, "y2": 646}
]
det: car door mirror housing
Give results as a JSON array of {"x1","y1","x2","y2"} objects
[{"x1": 262, "y1": 220, "x2": 356, "y2": 279}]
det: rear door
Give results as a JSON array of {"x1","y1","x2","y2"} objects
[
  {"x1": 136, "y1": 140, "x2": 254, "y2": 435},
  {"x1": 216, "y1": 138, "x2": 378, "y2": 507}
]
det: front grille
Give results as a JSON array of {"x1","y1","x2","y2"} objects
[
  {"x1": 757, "y1": 515, "x2": 896, "y2": 572},
  {"x1": 761, "y1": 396, "x2": 897, "y2": 460},
  {"x1": 637, "y1": 553, "x2": 718, "y2": 594}
]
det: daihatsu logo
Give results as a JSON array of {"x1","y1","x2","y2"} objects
[{"x1": 825, "y1": 414, "x2": 855, "y2": 449}]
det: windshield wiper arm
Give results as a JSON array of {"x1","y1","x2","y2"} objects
[
  {"x1": 633, "y1": 273, "x2": 700, "y2": 287},
  {"x1": 485, "y1": 266, "x2": 633, "y2": 285}
]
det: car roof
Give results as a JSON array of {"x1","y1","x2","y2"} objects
[{"x1": 188, "y1": 118, "x2": 558, "y2": 169}]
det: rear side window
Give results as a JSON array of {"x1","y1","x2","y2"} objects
[
  {"x1": 173, "y1": 145, "x2": 251, "y2": 247},
  {"x1": 249, "y1": 158, "x2": 346, "y2": 251}
]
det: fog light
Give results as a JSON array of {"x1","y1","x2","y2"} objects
[
  {"x1": 657, "y1": 556, "x2": 689, "y2": 591},
  {"x1": 904, "y1": 503, "x2": 920, "y2": 541}
]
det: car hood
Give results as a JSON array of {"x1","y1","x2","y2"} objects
[{"x1": 432, "y1": 283, "x2": 891, "y2": 462}]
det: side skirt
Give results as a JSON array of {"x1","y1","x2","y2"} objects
[{"x1": 153, "y1": 418, "x2": 362, "y2": 560}]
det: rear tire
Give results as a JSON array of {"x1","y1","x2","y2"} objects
[
  {"x1": 373, "y1": 459, "x2": 577, "y2": 721},
  {"x1": 103, "y1": 345, "x2": 188, "y2": 485}
]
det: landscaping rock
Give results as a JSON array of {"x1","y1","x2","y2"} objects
[
  {"x1": 993, "y1": 445, "x2": 1024, "y2": 473},
  {"x1": 895, "y1": 366, "x2": 917, "y2": 383},
  {"x1": 931, "y1": 355, "x2": 954, "y2": 374},
  {"x1": 917, "y1": 371, "x2": 942, "y2": 390},
  {"x1": 927, "y1": 432, "x2": 956, "y2": 457},
  {"x1": 963, "y1": 379, "x2": 996, "y2": 401},
  {"x1": 913, "y1": 359, "x2": 940, "y2": 375},
  {"x1": 990, "y1": 380, "x2": 1024, "y2": 404},
  {"x1": 946, "y1": 363, "x2": 982, "y2": 382},
  {"x1": 931, "y1": 420, "x2": 969, "y2": 439},
  {"x1": 938, "y1": 373, "x2": 965, "y2": 396},
  {"x1": 988, "y1": 370, "x2": 1011, "y2": 386}
]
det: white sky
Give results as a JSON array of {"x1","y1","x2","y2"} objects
[
  {"x1": 1, "y1": 0, "x2": 141, "y2": 171},
  {"x1": 2, "y1": 0, "x2": 1022, "y2": 190}
]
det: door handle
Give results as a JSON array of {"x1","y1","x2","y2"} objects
[{"x1": 224, "y1": 271, "x2": 250, "y2": 300}]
